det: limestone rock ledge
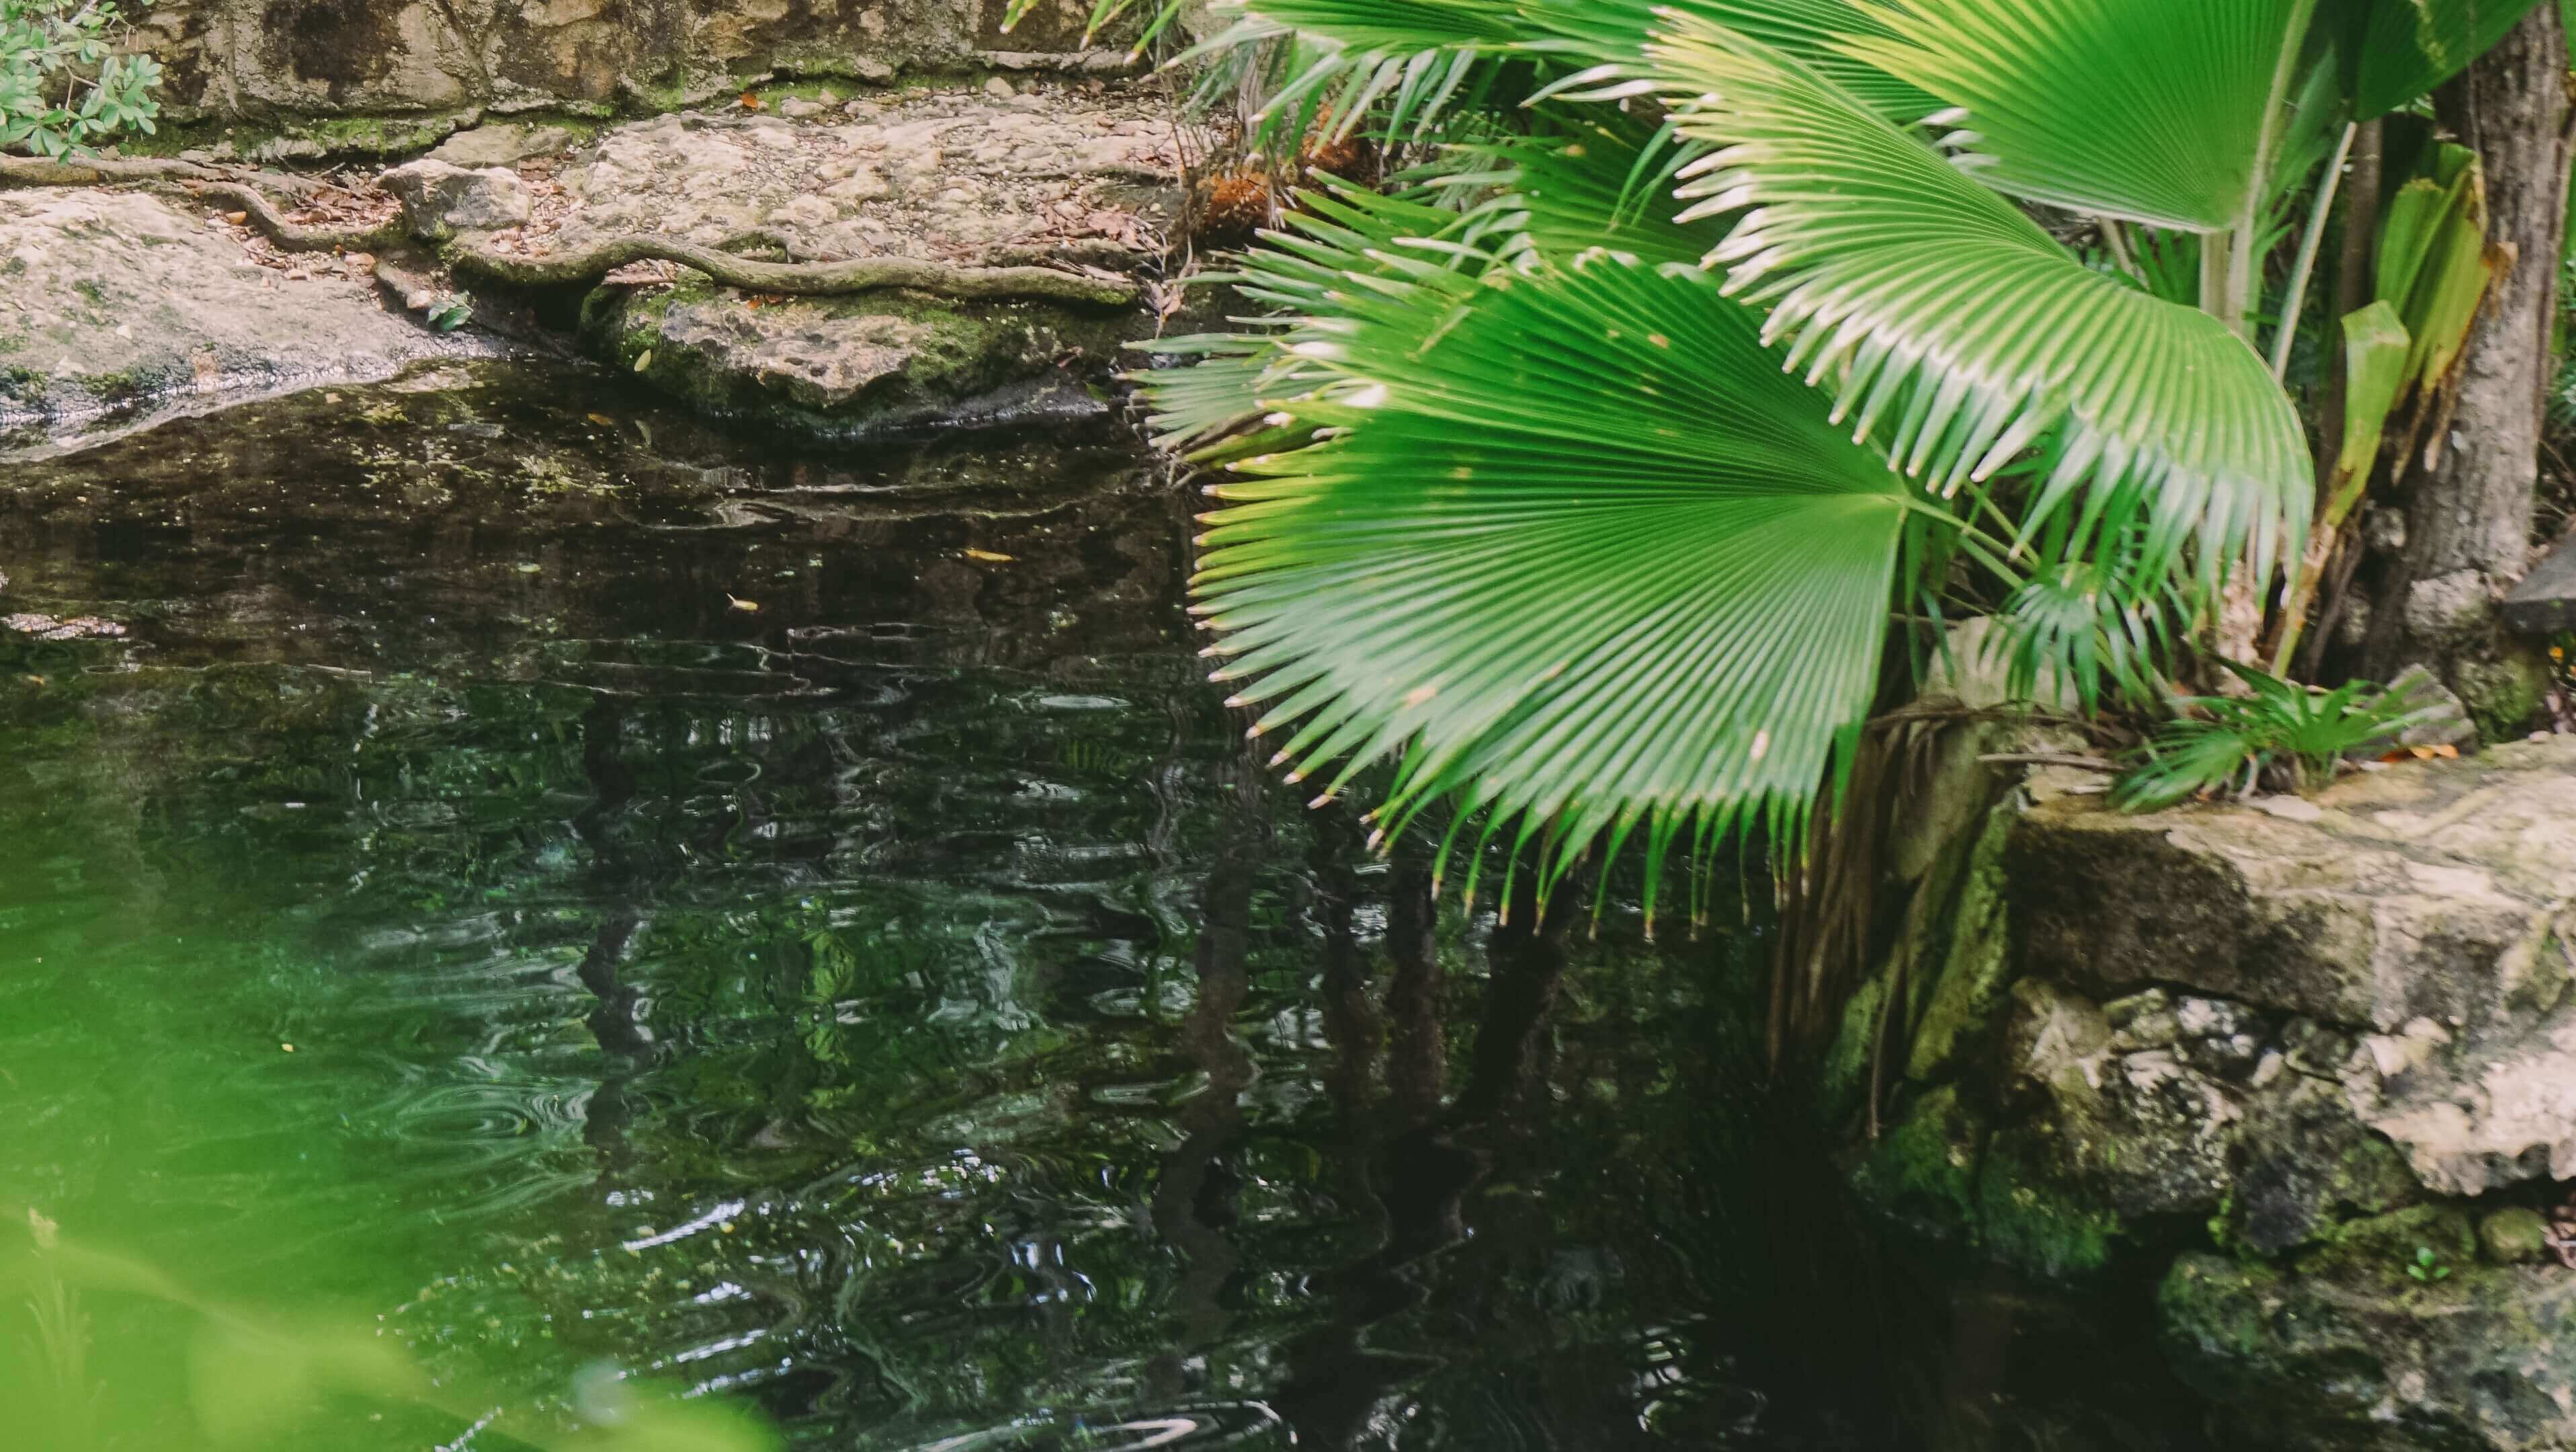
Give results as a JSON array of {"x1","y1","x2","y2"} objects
[
  {"x1": 1841, "y1": 735, "x2": 2576, "y2": 1451},
  {"x1": 520, "y1": 85, "x2": 1181, "y2": 436},
  {"x1": 0, "y1": 189, "x2": 479, "y2": 456}
]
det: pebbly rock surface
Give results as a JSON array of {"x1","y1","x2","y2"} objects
[
  {"x1": 503, "y1": 85, "x2": 1183, "y2": 271},
  {"x1": 0, "y1": 188, "x2": 479, "y2": 456},
  {"x1": 1839, "y1": 732, "x2": 2576, "y2": 1450}
]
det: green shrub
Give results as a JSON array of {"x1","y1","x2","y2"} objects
[{"x1": 1, "y1": 0, "x2": 161, "y2": 159}]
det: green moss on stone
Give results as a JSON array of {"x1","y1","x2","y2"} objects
[
  {"x1": 1974, "y1": 1140, "x2": 2122, "y2": 1280},
  {"x1": 1847, "y1": 1082, "x2": 1985, "y2": 1232},
  {"x1": 2297, "y1": 1203, "x2": 2476, "y2": 1287}
]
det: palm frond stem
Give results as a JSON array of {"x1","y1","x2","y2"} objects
[{"x1": 2269, "y1": 120, "x2": 2359, "y2": 380}]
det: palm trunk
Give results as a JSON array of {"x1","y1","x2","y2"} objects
[{"x1": 2363, "y1": 3, "x2": 2571, "y2": 733}]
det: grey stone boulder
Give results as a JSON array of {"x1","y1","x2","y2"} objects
[
  {"x1": 380, "y1": 159, "x2": 531, "y2": 240},
  {"x1": 1840, "y1": 727, "x2": 2576, "y2": 1451},
  {"x1": 426, "y1": 122, "x2": 572, "y2": 169}
]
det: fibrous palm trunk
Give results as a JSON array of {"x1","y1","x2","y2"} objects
[{"x1": 2364, "y1": 3, "x2": 2573, "y2": 731}]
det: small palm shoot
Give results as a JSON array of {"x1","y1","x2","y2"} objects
[{"x1": 2112, "y1": 663, "x2": 2463, "y2": 812}]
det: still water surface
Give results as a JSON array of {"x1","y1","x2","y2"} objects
[{"x1": 0, "y1": 364, "x2": 2190, "y2": 1451}]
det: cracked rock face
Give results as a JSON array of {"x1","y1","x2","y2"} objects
[
  {"x1": 127, "y1": 1, "x2": 1118, "y2": 120},
  {"x1": 516, "y1": 87, "x2": 1183, "y2": 270},
  {"x1": 2012, "y1": 738, "x2": 2576, "y2": 1201}
]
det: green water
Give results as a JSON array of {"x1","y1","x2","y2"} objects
[{"x1": 0, "y1": 364, "x2": 2194, "y2": 1451}]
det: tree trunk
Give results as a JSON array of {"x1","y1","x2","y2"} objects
[{"x1": 2364, "y1": 4, "x2": 2573, "y2": 733}]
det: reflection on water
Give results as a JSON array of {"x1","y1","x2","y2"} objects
[{"x1": 0, "y1": 364, "x2": 2200, "y2": 1451}]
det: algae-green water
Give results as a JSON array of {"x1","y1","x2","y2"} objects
[{"x1": 0, "y1": 363, "x2": 2195, "y2": 1451}]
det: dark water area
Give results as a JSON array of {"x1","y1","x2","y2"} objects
[{"x1": 0, "y1": 363, "x2": 2201, "y2": 1451}]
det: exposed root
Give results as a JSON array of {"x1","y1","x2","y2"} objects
[
  {"x1": 445, "y1": 233, "x2": 1143, "y2": 307},
  {"x1": 0, "y1": 153, "x2": 323, "y2": 196},
  {"x1": 4, "y1": 153, "x2": 1145, "y2": 307},
  {"x1": 181, "y1": 181, "x2": 407, "y2": 253},
  {"x1": 1, "y1": 154, "x2": 390, "y2": 252}
]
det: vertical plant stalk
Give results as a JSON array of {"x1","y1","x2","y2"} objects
[
  {"x1": 2210, "y1": 0, "x2": 2323, "y2": 664},
  {"x1": 2270, "y1": 121, "x2": 2360, "y2": 380},
  {"x1": 2315, "y1": 119, "x2": 2386, "y2": 479}
]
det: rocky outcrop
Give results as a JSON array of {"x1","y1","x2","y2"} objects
[
  {"x1": 128, "y1": 1, "x2": 1133, "y2": 125},
  {"x1": 517, "y1": 83, "x2": 1179, "y2": 435},
  {"x1": 0, "y1": 188, "x2": 477, "y2": 456},
  {"x1": 1839, "y1": 735, "x2": 2576, "y2": 1449},
  {"x1": 582, "y1": 282, "x2": 1139, "y2": 436},
  {"x1": 379, "y1": 157, "x2": 530, "y2": 238}
]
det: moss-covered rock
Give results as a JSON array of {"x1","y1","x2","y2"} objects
[
  {"x1": 2161, "y1": 1243, "x2": 2576, "y2": 1451},
  {"x1": 581, "y1": 281, "x2": 1148, "y2": 438}
]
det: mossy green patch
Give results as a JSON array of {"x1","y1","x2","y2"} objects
[
  {"x1": 1847, "y1": 1082, "x2": 1985, "y2": 1231},
  {"x1": 1974, "y1": 1129, "x2": 2122, "y2": 1280}
]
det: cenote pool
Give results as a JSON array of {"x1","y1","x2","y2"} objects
[{"x1": 2, "y1": 364, "x2": 2201, "y2": 1451}]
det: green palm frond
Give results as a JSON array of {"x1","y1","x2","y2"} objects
[
  {"x1": 1432, "y1": 116, "x2": 1722, "y2": 269},
  {"x1": 1134, "y1": 184, "x2": 1483, "y2": 450},
  {"x1": 1839, "y1": 0, "x2": 2319, "y2": 232},
  {"x1": 1240, "y1": 0, "x2": 1939, "y2": 120},
  {"x1": 1639, "y1": 18, "x2": 2311, "y2": 588},
  {"x1": 1185, "y1": 255, "x2": 1927, "y2": 924}
]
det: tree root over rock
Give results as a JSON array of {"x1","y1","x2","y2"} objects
[
  {"x1": 3, "y1": 154, "x2": 1147, "y2": 308},
  {"x1": 183, "y1": 181, "x2": 407, "y2": 253},
  {"x1": 444, "y1": 233, "x2": 1144, "y2": 308},
  {"x1": 1, "y1": 155, "x2": 397, "y2": 252}
]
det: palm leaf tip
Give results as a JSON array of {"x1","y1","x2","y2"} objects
[
  {"x1": 1183, "y1": 255, "x2": 1918, "y2": 920},
  {"x1": 1640, "y1": 13, "x2": 2311, "y2": 589}
]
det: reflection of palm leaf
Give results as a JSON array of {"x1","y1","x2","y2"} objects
[
  {"x1": 1189, "y1": 255, "x2": 1921, "y2": 919},
  {"x1": 1640, "y1": 19, "x2": 2310, "y2": 586}
]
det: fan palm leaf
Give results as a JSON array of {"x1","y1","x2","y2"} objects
[
  {"x1": 1837, "y1": 0, "x2": 2318, "y2": 232},
  {"x1": 1637, "y1": 18, "x2": 2311, "y2": 588},
  {"x1": 1188, "y1": 255, "x2": 1927, "y2": 921},
  {"x1": 1241, "y1": 0, "x2": 1940, "y2": 120}
]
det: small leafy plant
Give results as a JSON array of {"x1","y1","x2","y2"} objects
[
  {"x1": 0, "y1": 0, "x2": 161, "y2": 159},
  {"x1": 2406, "y1": 1245, "x2": 2452, "y2": 1283},
  {"x1": 424, "y1": 292, "x2": 474, "y2": 332},
  {"x1": 2113, "y1": 662, "x2": 2461, "y2": 813}
]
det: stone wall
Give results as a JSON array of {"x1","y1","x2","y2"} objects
[{"x1": 126, "y1": 0, "x2": 1122, "y2": 122}]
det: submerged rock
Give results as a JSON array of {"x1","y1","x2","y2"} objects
[{"x1": 0, "y1": 188, "x2": 475, "y2": 455}]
